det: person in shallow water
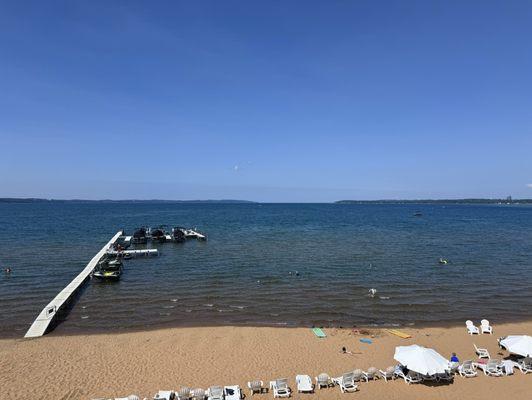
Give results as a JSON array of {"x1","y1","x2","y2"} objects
[{"x1": 450, "y1": 352, "x2": 459, "y2": 362}]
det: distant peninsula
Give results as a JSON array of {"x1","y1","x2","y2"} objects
[
  {"x1": 0, "y1": 198, "x2": 257, "y2": 204},
  {"x1": 335, "y1": 198, "x2": 532, "y2": 204}
]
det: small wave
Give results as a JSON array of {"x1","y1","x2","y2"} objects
[
  {"x1": 270, "y1": 313, "x2": 280, "y2": 317},
  {"x1": 218, "y1": 309, "x2": 234, "y2": 313},
  {"x1": 81, "y1": 315, "x2": 89, "y2": 319},
  {"x1": 185, "y1": 309, "x2": 193, "y2": 313},
  {"x1": 159, "y1": 312, "x2": 171, "y2": 316},
  {"x1": 379, "y1": 296, "x2": 391, "y2": 300},
  {"x1": 229, "y1": 305, "x2": 246, "y2": 309},
  {"x1": 171, "y1": 299, "x2": 178, "y2": 302},
  {"x1": 163, "y1": 305, "x2": 175, "y2": 309},
  {"x1": 203, "y1": 304, "x2": 214, "y2": 307}
]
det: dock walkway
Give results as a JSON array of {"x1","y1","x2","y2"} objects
[{"x1": 24, "y1": 231, "x2": 123, "y2": 338}]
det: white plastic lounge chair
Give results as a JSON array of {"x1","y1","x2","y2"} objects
[
  {"x1": 154, "y1": 391, "x2": 175, "y2": 400},
  {"x1": 314, "y1": 373, "x2": 332, "y2": 389},
  {"x1": 480, "y1": 319, "x2": 493, "y2": 334},
  {"x1": 352, "y1": 369, "x2": 364, "y2": 383},
  {"x1": 223, "y1": 386, "x2": 241, "y2": 400},
  {"x1": 474, "y1": 344, "x2": 490, "y2": 359},
  {"x1": 295, "y1": 375, "x2": 313, "y2": 393},
  {"x1": 379, "y1": 366, "x2": 395, "y2": 381},
  {"x1": 332, "y1": 372, "x2": 358, "y2": 393},
  {"x1": 458, "y1": 360, "x2": 477, "y2": 378},
  {"x1": 466, "y1": 320, "x2": 479, "y2": 335},
  {"x1": 519, "y1": 357, "x2": 532, "y2": 373},
  {"x1": 511, "y1": 358, "x2": 532, "y2": 374},
  {"x1": 270, "y1": 379, "x2": 291, "y2": 398},
  {"x1": 476, "y1": 360, "x2": 503, "y2": 377},
  {"x1": 396, "y1": 370, "x2": 423, "y2": 384},
  {"x1": 207, "y1": 386, "x2": 224, "y2": 400},
  {"x1": 247, "y1": 381, "x2": 264, "y2": 395},
  {"x1": 363, "y1": 367, "x2": 378, "y2": 381},
  {"x1": 191, "y1": 389, "x2": 206, "y2": 400},
  {"x1": 177, "y1": 387, "x2": 191, "y2": 400}
]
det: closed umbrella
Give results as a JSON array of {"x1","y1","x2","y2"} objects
[
  {"x1": 394, "y1": 344, "x2": 450, "y2": 375},
  {"x1": 500, "y1": 335, "x2": 532, "y2": 357}
]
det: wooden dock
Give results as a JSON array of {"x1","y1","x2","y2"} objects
[{"x1": 24, "y1": 231, "x2": 123, "y2": 338}]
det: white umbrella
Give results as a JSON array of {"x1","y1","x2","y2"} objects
[
  {"x1": 500, "y1": 335, "x2": 532, "y2": 357},
  {"x1": 394, "y1": 344, "x2": 450, "y2": 375}
]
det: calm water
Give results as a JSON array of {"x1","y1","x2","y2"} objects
[{"x1": 0, "y1": 202, "x2": 531, "y2": 337}]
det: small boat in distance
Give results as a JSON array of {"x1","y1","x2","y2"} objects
[
  {"x1": 149, "y1": 227, "x2": 167, "y2": 242},
  {"x1": 414, "y1": 211, "x2": 423, "y2": 216},
  {"x1": 93, "y1": 258, "x2": 123, "y2": 280},
  {"x1": 174, "y1": 226, "x2": 207, "y2": 241},
  {"x1": 132, "y1": 227, "x2": 148, "y2": 244},
  {"x1": 172, "y1": 227, "x2": 186, "y2": 243}
]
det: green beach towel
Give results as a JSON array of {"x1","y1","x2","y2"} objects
[{"x1": 312, "y1": 327, "x2": 326, "y2": 338}]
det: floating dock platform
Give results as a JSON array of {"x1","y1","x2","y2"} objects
[
  {"x1": 106, "y1": 249, "x2": 158, "y2": 257},
  {"x1": 24, "y1": 231, "x2": 123, "y2": 338}
]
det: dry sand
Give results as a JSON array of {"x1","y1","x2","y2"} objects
[{"x1": 1, "y1": 321, "x2": 531, "y2": 400}]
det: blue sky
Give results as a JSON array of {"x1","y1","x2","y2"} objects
[{"x1": 1, "y1": 1, "x2": 531, "y2": 202}]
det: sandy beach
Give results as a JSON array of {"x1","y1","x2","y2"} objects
[{"x1": 1, "y1": 321, "x2": 530, "y2": 400}]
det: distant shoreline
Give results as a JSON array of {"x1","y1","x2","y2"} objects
[
  {"x1": 1, "y1": 197, "x2": 532, "y2": 204},
  {"x1": 336, "y1": 198, "x2": 532, "y2": 204},
  {"x1": 0, "y1": 198, "x2": 257, "y2": 204}
]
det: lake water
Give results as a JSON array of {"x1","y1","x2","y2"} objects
[{"x1": 0, "y1": 202, "x2": 531, "y2": 337}]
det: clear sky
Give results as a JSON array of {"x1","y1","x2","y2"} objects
[{"x1": 1, "y1": 1, "x2": 531, "y2": 202}]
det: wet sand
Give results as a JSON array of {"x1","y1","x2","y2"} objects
[{"x1": 0, "y1": 321, "x2": 530, "y2": 399}]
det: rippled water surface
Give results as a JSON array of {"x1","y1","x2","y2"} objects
[{"x1": 0, "y1": 202, "x2": 531, "y2": 337}]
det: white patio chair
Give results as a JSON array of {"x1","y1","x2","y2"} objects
[
  {"x1": 352, "y1": 369, "x2": 365, "y2": 382},
  {"x1": 332, "y1": 372, "x2": 358, "y2": 393},
  {"x1": 270, "y1": 379, "x2": 291, "y2": 398},
  {"x1": 207, "y1": 386, "x2": 224, "y2": 400},
  {"x1": 466, "y1": 320, "x2": 479, "y2": 335},
  {"x1": 396, "y1": 370, "x2": 423, "y2": 384},
  {"x1": 295, "y1": 375, "x2": 313, "y2": 393},
  {"x1": 153, "y1": 391, "x2": 175, "y2": 400},
  {"x1": 379, "y1": 366, "x2": 395, "y2": 381},
  {"x1": 223, "y1": 385, "x2": 241, "y2": 400},
  {"x1": 191, "y1": 388, "x2": 206, "y2": 400},
  {"x1": 459, "y1": 360, "x2": 478, "y2": 378},
  {"x1": 247, "y1": 380, "x2": 264, "y2": 395},
  {"x1": 314, "y1": 373, "x2": 332, "y2": 389},
  {"x1": 363, "y1": 367, "x2": 378, "y2": 381},
  {"x1": 474, "y1": 344, "x2": 490, "y2": 359},
  {"x1": 480, "y1": 319, "x2": 493, "y2": 334},
  {"x1": 476, "y1": 360, "x2": 503, "y2": 377},
  {"x1": 177, "y1": 387, "x2": 191, "y2": 400}
]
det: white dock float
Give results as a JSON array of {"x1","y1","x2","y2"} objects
[
  {"x1": 106, "y1": 249, "x2": 158, "y2": 257},
  {"x1": 24, "y1": 231, "x2": 123, "y2": 339}
]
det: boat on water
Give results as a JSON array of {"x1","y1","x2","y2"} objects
[
  {"x1": 414, "y1": 211, "x2": 423, "y2": 216},
  {"x1": 149, "y1": 227, "x2": 167, "y2": 242},
  {"x1": 172, "y1": 227, "x2": 186, "y2": 243},
  {"x1": 173, "y1": 226, "x2": 207, "y2": 241},
  {"x1": 93, "y1": 258, "x2": 123, "y2": 280},
  {"x1": 132, "y1": 227, "x2": 148, "y2": 244}
]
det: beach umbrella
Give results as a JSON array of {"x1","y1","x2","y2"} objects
[
  {"x1": 500, "y1": 335, "x2": 532, "y2": 357},
  {"x1": 394, "y1": 344, "x2": 450, "y2": 375}
]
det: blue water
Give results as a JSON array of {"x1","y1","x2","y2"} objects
[{"x1": 0, "y1": 202, "x2": 531, "y2": 337}]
